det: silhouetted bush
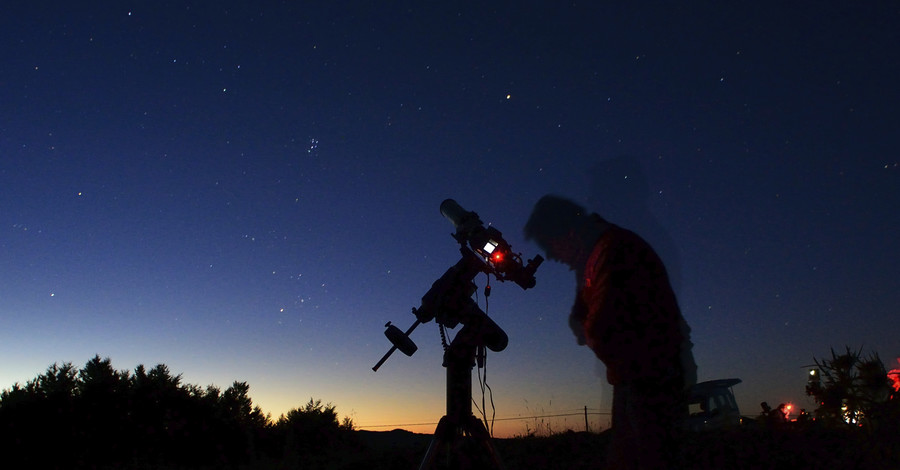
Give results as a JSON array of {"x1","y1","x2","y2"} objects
[
  {"x1": 262, "y1": 398, "x2": 360, "y2": 469},
  {"x1": 806, "y1": 346, "x2": 899, "y2": 433}
]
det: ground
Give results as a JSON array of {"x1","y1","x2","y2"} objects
[{"x1": 343, "y1": 424, "x2": 898, "y2": 470}]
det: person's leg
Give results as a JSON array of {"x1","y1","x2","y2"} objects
[
  {"x1": 606, "y1": 384, "x2": 639, "y2": 470},
  {"x1": 630, "y1": 379, "x2": 684, "y2": 470}
]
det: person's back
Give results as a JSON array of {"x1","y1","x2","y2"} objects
[
  {"x1": 525, "y1": 194, "x2": 696, "y2": 469},
  {"x1": 579, "y1": 222, "x2": 688, "y2": 386}
]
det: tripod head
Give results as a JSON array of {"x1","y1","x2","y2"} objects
[{"x1": 372, "y1": 199, "x2": 543, "y2": 371}]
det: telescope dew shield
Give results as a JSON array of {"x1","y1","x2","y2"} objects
[{"x1": 439, "y1": 199, "x2": 472, "y2": 228}]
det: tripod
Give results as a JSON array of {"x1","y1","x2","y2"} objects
[{"x1": 419, "y1": 326, "x2": 504, "y2": 470}]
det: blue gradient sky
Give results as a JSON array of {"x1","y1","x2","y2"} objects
[{"x1": 2, "y1": 2, "x2": 898, "y2": 437}]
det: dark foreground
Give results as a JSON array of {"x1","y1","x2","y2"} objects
[
  {"x1": 344, "y1": 425, "x2": 898, "y2": 470},
  {"x1": 3, "y1": 424, "x2": 897, "y2": 469}
]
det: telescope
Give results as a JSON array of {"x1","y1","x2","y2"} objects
[
  {"x1": 372, "y1": 199, "x2": 542, "y2": 371},
  {"x1": 372, "y1": 199, "x2": 543, "y2": 470}
]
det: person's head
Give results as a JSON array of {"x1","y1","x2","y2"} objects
[{"x1": 524, "y1": 195, "x2": 603, "y2": 268}]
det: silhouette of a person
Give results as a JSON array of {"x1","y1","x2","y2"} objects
[{"x1": 524, "y1": 194, "x2": 696, "y2": 470}]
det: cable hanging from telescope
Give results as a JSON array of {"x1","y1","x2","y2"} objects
[
  {"x1": 475, "y1": 347, "x2": 497, "y2": 437},
  {"x1": 474, "y1": 270, "x2": 497, "y2": 436},
  {"x1": 483, "y1": 272, "x2": 491, "y2": 316},
  {"x1": 438, "y1": 323, "x2": 449, "y2": 352}
]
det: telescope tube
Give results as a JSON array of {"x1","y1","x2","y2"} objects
[{"x1": 440, "y1": 199, "x2": 476, "y2": 229}]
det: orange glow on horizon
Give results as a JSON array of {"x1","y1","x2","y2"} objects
[{"x1": 355, "y1": 416, "x2": 602, "y2": 439}]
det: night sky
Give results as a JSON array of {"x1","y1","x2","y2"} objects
[{"x1": 2, "y1": 2, "x2": 898, "y2": 436}]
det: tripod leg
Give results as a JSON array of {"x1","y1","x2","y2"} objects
[
  {"x1": 419, "y1": 416, "x2": 454, "y2": 470},
  {"x1": 464, "y1": 415, "x2": 505, "y2": 470},
  {"x1": 419, "y1": 415, "x2": 504, "y2": 470}
]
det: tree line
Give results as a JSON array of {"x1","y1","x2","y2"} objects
[{"x1": 0, "y1": 355, "x2": 356, "y2": 468}]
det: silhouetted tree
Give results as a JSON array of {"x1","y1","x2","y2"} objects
[
  {"x1": 806, "y1": 346, "x2": 894, "y2": 430},
  {"x1": 39, "y1": 362, "x2": 79, "y2": 398},
  {"x1": 209, "y1": 381, "x2": 271, "y2": 463},
  {"x1": 222, "y1": 381, "x2": 268, "y2": 427},
  {"x1": 75, "y1": 355, "x2": 131, "y2": 465},
  {"x1": 275, "y1": 398, "x2": 359, "y2": 468},
  {"x1": 0, "y1": 362, "x2": 82, "y2": 466},
  {"x1": 0, "y1": 380, "x2": 40, "y2": 462},
  {"x1": 125, "y1": 363, "x2": 188, "y2": 464}
]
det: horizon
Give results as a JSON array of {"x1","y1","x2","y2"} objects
[{"x1": 5, "y1": 347, "x2": 888, "y2": 439}]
